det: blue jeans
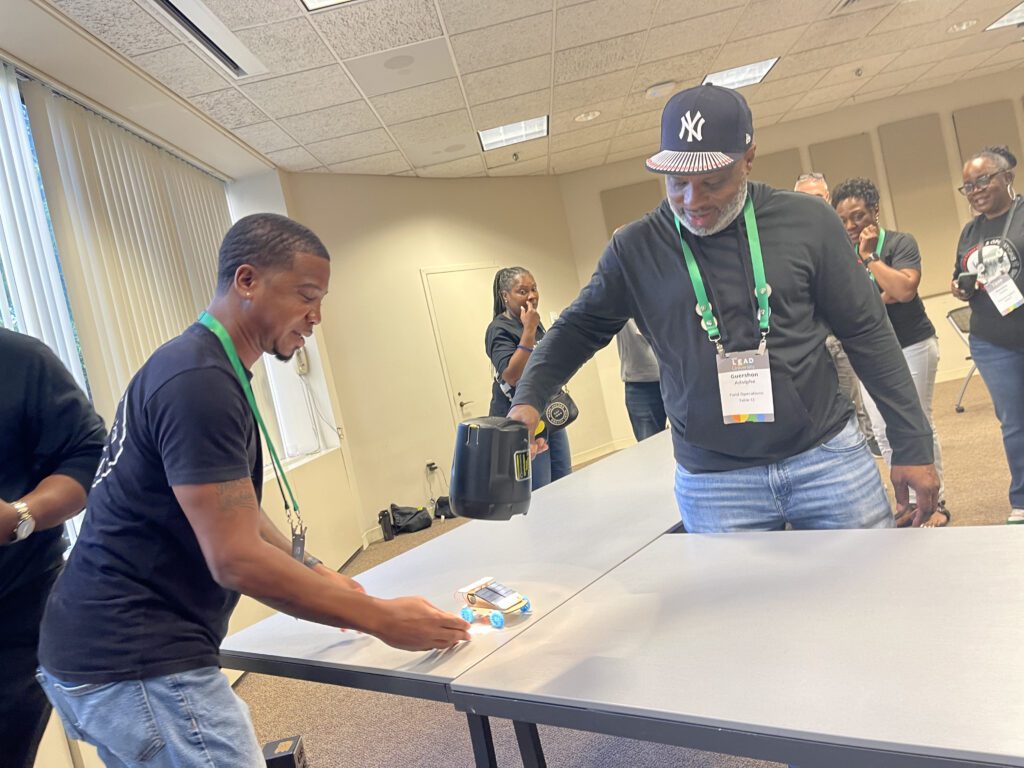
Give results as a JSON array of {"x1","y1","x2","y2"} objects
[
  {"x1": 533, "y1": 428, "x2": 571, "y2": 490},
  {"x1": 674, "y1": 418, "x2": 894, "y2": 532},
  {"x1": 625, "y1": 381, "x2": 667, "y2": 441},
  {"x1": 36, "y1": 666, "x2": 264, "y2": 767},
  {"x1": 970, "y1": 335, "x2": 1024, "y2": 509}
]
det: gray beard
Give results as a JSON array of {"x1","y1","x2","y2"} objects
[{"x1": 675, "y1": 183, "x2": 748, "y2": 237}]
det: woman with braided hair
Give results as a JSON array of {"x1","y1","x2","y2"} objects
[{"x1": 485, "y1": 267, "x2": 572, "y2": 489}]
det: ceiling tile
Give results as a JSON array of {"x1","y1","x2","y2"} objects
[
  {"x1": 961, "y1": 60, "x2": 1024, "y2": 82},
  {"x1": 189, "y1": 89, "x2": 267, "y2": 129},
  {"x1": 789, "y1": 6, "x2": 892, "y2": 54},
  {"x1": 754, "y1": 113, "x2": 781, "y2": 128},
  {"x1": 265, "y1": 146, "x2": 320, "y2": 172},
  {"x1": 240, "y1": 66, "x2": 360, "y2": 118},
  {"x1": 451, "y1": 13, "x2": 552, "y2": 74},
  {"x1": 899, "y1": 75, "x2": 957, "y2": 96},
  {"x1": 304, "y1": 167, "x2": 331, "y2": 173},
  {"x1": 631, "y1": 48, "x2": 717, "y2": 95},
  {"x1": 484, "y1": 138, "x2": 549, "y2": 169},
  {"x1": 749, "y1": 93, "x2": 803, "y2": 119},
  {"x1": 609, "y1": 128, "x2": 659, "y2": 155},
  {"x1": 793, "y1": 80, "x2": 864, "y2": 109},
  {"x1": 392, "y1": 170, "x2": 418, "y2": 176},
  {"x1": 555, "y1": 0, "x2": 658, "y2": 50},
  {"x1": 371, "y1": 79, "x2": 467, "y2": 125},
  {"x1": 782, "y1": 100, "x2": 844, "y2": 123},
  {"x1": 554, "y1": 33, "x2": 645, "y2": 85},
  {"x1": 749, "y1": 71, "x2": 825, "y2": 102},
  {"x1": 328, "y1": 151, "x2": 411, "y2": 175},
  {"x1": 605, "y1": 149, "x2": 648, "y2": 167},
  {"x1": 657, "y1": 0, "x2": 746, "y2": 25},
  {"x1": 132, "y1": 45, "x2": 227, "y2": 97},
  {"x1": 881, "y1": 0, "x2": 962, "y2": 30},
  {"x1": 312, "y1": 0, "x2": 442, "y2": 59},
  {"x1": 858, "y1": 63, "x2": 935, "y2": 93},
  {"x1": 233, "y1": 18, "x2": 334, "y2": 75},
  {"x1": 462, "y1": 56, "x2": 552, "y2": 106},
  {"x1": 277, "y1": 101, "x2": 380, "y2": 145},
  {"x1": 437, "y1": 0, "x2": 553, "y2": 35},
  {"x1": 417, "y1": 154, "x2": 486, "y2": 177},
  {"x1": 643, "y1": 8, "x2": 744, "y2": 63},
  {"x1": 549, "y1": 97, "x2": 624, "y2": 135},
  {"x1": 488, "y1": 156, "x2": 549, "y2": 176},
  {"x1": 344, "y1": 38, "x2": 457, "y2": 98},
  {"x1": 617, "y1": 109, "x2": 662, "y2": 136},
  {"x1": 549, "y1": 122, "x2": 616, "y2": 153},
  {"x1": 51, "y1": 0, "x2": 179, "y2": 56},
  {"x1": 884, "y1": 40, "x2": 950, "y2": 71},
  {"x1": 732, "y1": 0, "x2": 826, "y2": 40},
  {"x1": 710, "y1": 26, "x2": 806, "y2": 73},
  {"x1": 924, "y1": 50, "x2": 997, "y2": 80},
  {"x1": 767, "y1": 38, "x2": 870, "y2": 80},
  {"x1": 192, "y1": 0, "x2": 300, "y2": 30},
  {"x1": 552, "y1": 69, "x2": 634, "y2": 112},
  {"x1": 471, "y1": 90, "x2": 552, "y2": 132},
  {"x1": 550, "y1": 141, "x2": 610, "y2": 173},
  {"x1": 389, "y1": 110, "x2": 480, "y2": 165},
  {"x1": 233, "y1": 121, "x2": 297, "y2": 153},
  {"x1": 949, "y1": 24, "x2": 1024, "y2": 57},
  {"x1": 307, "y1": 129, "x2": 397, "y2": 165},
  {"x1": 844, "y1": 86, "x2": 904, "y2": 107},
  {"x1": 821, "y1": 53, "x2": 899, "y2": 86}
]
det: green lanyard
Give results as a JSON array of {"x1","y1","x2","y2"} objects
[
  {"x1": 198, "y1": 312, "x2": 302, "y2": 526},
  {"x1": 866, "y1": 228, "x2": 885, "y2": 284},
  {"x1": 674, "y1": 196, "x2": 771, "y2": 355}
]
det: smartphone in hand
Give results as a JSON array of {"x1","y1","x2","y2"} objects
[{"x1": 957, "y1": 272, "x2": 977, "y2": 297}]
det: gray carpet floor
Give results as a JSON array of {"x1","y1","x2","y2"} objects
[{"x1": 236, "y1": 376, "x2": 1011, "y2": 767}]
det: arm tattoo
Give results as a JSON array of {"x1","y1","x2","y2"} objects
[{"x1": 215, "y1": 478, "x2": 256, "y2": 514}]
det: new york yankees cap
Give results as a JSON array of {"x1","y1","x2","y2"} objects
[{"x1": 646, "y1": 84, "x2": 753, "y2": 176}]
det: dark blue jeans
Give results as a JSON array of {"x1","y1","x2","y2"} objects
[
  {"x1": 625, "y1": 381, "x2": 667, "y2": 442},
  {"x1": 970, "y1": 335, "x2": 1024, "y2": 509},
  {"x1": 533, "y1": 428, "x2": 571, "y2": 490}
]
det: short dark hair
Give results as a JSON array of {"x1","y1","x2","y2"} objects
[
  {"x1": 492, "y1": 267, "x2": 531, "y2": 317},
  {"x1": 217, "y1": 213, "x2": 330, "y2": 293},
  {"x1": 831, "y1": 177, "x2": 880, "y2": 211},
  {"x1": 970, "y1": 145, "x2": 1017, "y2": 172}
]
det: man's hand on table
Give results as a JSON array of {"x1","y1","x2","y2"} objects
[{"x1": 371, "y1": 596, "x2": 471, "y2": 651}]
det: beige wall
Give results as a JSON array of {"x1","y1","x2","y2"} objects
[{"x1": 280, "y1": 172, "x2": 617, "y2": 537}]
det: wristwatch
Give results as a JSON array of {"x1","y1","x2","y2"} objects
[
  {"x1": 862, "y1": 253, "x2": 880, "y2": 265},
  {"x1": 7, "y1": 501, "x2": 35, "y2": 544}
]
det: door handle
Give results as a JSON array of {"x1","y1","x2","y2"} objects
[{"x1": 459, "y1": 399, "x2": 474, "y2": 408}]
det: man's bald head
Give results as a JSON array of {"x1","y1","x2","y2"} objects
[{"x1": 794, "y1": 172, "x2": 830, "y2": 203}]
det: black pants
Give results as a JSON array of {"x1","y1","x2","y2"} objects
[{"x1": 0, "y1": 566, "x2": 61, "y2": 768}]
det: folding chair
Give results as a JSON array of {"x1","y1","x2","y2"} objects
[{"x1": 946, "y1": 306, "x2": 976, "y2": 413}]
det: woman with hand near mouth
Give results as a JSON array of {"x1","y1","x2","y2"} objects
[
  {"x1": 833, "y1": 177, "x2": 948, "y2": 527},
  {"x1": 486, "y1": 267, "x2": 572, "y2": 490},
  {"x1": 952, "y1": 145, "x2": 1024, "y2": 525}
]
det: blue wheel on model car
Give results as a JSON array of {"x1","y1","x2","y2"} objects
[
  {"x1": 521, "y1": 598, "x2": 531, "y2": 613},
  {"x1": 460, "y1": 606, "x2": 474, "y2": 623},
  {"x1": 489, "y1": 611, "x2": 505, "y2": 629}
]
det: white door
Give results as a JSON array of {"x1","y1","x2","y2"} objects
[{"x1": 423, "y1": 264, "x2": 500, "y2": 426}]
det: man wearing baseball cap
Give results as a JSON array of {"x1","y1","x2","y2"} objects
[{"x1": 507, "y1": 84, "x2": 939, "y2": 531}]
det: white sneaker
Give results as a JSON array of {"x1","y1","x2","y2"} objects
[{"x1": 1009, "y1": 509, "x2": 1024, "y2": 525}]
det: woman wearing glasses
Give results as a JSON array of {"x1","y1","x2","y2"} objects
[
  {"x1": 951, "y1": 145, "x2": 1024, "y2": 525},
  {"x1": 833, "y1": 177, "x2": 948, "y2": 527}
]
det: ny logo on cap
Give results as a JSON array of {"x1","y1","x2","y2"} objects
[{"x1": 679, "y1": 110, "x2": 705, "y2": 143}]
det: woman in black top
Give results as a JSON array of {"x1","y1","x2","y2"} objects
[
  {"x1": 951, "y1": 145, "x2": 1024, "y2": 525},
  {"x1": 833, "y1": 178, "x2": 948, "y2": 526},
  {"x1": 485, "y1": 267, "x2": 571, "y2": 489}
]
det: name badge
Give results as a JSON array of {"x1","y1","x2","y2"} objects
[
  {"x1": 716, "y1": 350, "x2": 775, "y2": 424},
  {"x1": 985, "y1": 273, "x2": 1024, "y2": 316}
]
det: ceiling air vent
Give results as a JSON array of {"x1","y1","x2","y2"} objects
[{"x1": 143, "y1": 0, "x2": 268, "y2": 78}]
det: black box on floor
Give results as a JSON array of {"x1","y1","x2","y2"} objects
[{"x1": 263, "y1": 735, "x2": 307, "y2": 767}]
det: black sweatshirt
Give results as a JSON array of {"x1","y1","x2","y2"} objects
[
  {"x1": 512, "y1": 183, "x2": 933, "y2": 472},
  {"x1": 0, "y1": 328, "x2": 105, "y2": 598}
]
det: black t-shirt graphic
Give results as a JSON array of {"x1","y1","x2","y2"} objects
[{"x1": 39, "y1": 324, "x2": 263, "y2": 683}]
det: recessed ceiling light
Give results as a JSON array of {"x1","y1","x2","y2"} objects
[
  {"x1": 478, "y1": 116, "x2": 548, "y2": 151},
  {"x1": 947, "y1": 18, "x2": 978, "y2": 33},
  {"x1": 302, "y1": 0, "x2": 359, "y2": 9},
  {"x1": 703, "y1": 57, "x2": 779, "y2": 90},
  {"x1": 644, "y1": 81, "x2": 677, "y2": 99},
  {"x1": 573, "y1": 111, "x2": 601, "y2": 123},
  {"x1": 985, "y1": 1, "x2": 1024, "y2": 31}
]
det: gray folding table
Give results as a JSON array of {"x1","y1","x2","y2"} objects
[
  {"x1": 451, "y1": 526, "x2": 1024, "y2": 767},
  {"x1": 219, "y1": 431, "x2": 680, "y2": 764}
]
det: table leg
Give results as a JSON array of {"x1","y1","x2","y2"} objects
[
  {"x1": 513, "y1": 720, "x2": 546, "y2": 768},
  {"x1": 466, "y1": 713, "x2": 497, "y2": 768}
]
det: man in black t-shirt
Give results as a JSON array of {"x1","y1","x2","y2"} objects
[
  {"x1": 0, "y1": 328, "x2": 105, "y2": 768},
  {"x1": 37, "y1": 214, "x2": 469, "y2": 766}
]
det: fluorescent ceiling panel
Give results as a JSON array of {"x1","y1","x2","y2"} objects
[
  {"x1": 703, "y1": 57, "x2": 779, "y2": 90},
  {"x1": 478, "y1": 116, "x2": 548, "y2": 151}
]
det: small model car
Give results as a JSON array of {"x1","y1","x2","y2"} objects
[{"x1": 456, "y1": 577, "x2": 531, "y2": 629}]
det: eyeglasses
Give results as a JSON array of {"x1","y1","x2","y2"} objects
[
  {"x1": 796, "y1": 172, "x2": 825, "y2": 182},
  {"x1": 958, "y1": 172, "x2": 1006, "y2": 196}
]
